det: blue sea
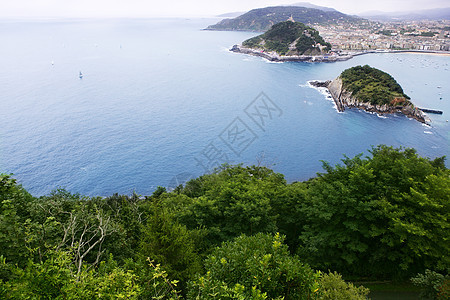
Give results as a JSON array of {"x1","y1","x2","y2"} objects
[{"x1": 0, "y1": 18, "x2": 449, "y2": 196}]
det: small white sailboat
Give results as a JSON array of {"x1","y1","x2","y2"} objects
[{"x1": 79, "y1": 71, "x2": 83, "y2": 79}]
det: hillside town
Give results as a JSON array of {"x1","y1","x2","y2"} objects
[{"x1": 314, "y1": 20, "x2": 450, "y2": 52}]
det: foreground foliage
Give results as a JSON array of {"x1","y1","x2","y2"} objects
[{"x1": 0, "y1": 145, "x2": 448, "y2": 298}]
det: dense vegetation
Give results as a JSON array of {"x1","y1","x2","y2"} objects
[
  {"x1": 243, "y1": 21, "x2": 331, "y2": 56},
  {"x1": 340, "y1": 65, "x2": 411, "y2": 106},
  {"x1": 1, "y1": 145, "x2": 448, "y2": 299},
  {"x1": 206, "y1": 6, "x2": 363, "y2": 32}
]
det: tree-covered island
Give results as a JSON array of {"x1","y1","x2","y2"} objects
[
  {"x1": 242, "y1": 21, "x2": 331, "y2": 56},
  {"x1": 311, "y1": 65, "x2": 430, "y2": 123},
  {"x1": 230, "y1": 21, "x2": 348, "y2": 62}
]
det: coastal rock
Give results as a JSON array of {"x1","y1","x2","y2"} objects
[{"x1": 309, "y1": 80, "x2": 331, "y2": 88}]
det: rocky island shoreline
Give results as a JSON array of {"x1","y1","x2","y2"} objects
[
  {"x1": 230, "y1": 45, "x2": 353, "y2": 63},
  {"x1": 309, "y1": 78, "x2": 430, "y2": 124}
]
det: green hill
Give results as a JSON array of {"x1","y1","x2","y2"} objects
[
  {"x1": 242, "y1": 21, "x2": 331, "y2": 56},
  {"x1": 340, "y1": 65, "x2": 410, "y2": 106},
  {"x1": 206, "y1": 6, "x2": 363, "y2": 31}
]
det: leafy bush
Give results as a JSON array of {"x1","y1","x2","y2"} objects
[
  {"x1": 188, "y1": 233, "x2": 320, "y2": 299},
  {"x1": 2, "y1": 250, "x2": 141, "y2": 299},
  {"x1": 318, "y1": 271, "x2": 369, "y2": 300},
  {"x1": 438, "y1": 278, "x2": 450, "y2": 300},
  {"x1": 411, "y1": 270, "x2": 449, "y2": 300}
]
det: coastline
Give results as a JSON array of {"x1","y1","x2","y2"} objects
[
  {"x1": 230, "y1": 45, "x2": 353, "y2": 63},
  {"x1": 230, "y1": 45, "x2": 450, "y2": 62},
  {"x1": 388, "y1": 50, "x2": 450, "y2": 57}
]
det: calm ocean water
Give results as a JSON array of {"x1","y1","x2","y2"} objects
[{"x1": 0, "y1": 18, "x2": 449, "y2": 196}]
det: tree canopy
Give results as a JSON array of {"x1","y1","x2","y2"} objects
[{"x1": 340, "y1": 65, "x2": 411, "y2": 106}]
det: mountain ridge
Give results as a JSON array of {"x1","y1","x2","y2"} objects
[
  {"x1": 359, "y1": 7, "x2": 450, "y2": 21},
  {"x1": 286, "y1": 2, "x2": 337, "y2": 12},
  {"x1": 206, "y1": 6, "x2": 363, "y2": 32}
]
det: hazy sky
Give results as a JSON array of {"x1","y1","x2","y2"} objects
[{"x1": 0, "y1": 0, "x2": 448, "y2": 18}]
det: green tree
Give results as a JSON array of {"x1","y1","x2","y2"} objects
[
  {"x1": 268, "y1": 181, "x2": 309, "y2": 251},
  {"x1": 298, "y1": 145, "x2": 449, "y2": 278},
  {"x1": 101, "y1": 193, "x2": 147, "y2": 263},
  {"x1": 188, "y1": 233, "x2": 320, "y2": 299},
  {"x1": 139, "y1": 205, "x2": 203, "y2": 291},
  {"x1": 176, "y1": 165, "x2": 284, "y2": 246}
]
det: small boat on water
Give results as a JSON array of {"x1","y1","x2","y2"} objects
[{"x1": 79, "y1": 71, "x2": 83, "y2": 79}]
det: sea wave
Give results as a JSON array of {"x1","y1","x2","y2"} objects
[
  {"x1": 304, "y1": 81, "x2": 342, "y2": 113},
  {"x1": 262, "y1": 57, "x2": 283, "y2": 64}
]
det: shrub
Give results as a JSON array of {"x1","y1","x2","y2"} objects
[
  {"x1": 188, "y1": 233, "x2": 319, "y2": 299},
  {"x1": 318, "y1": 271, "x2": 369, "y2": 300},
  {"x1": 411, "y1": 269, "x2": 449, "y2": 300}
]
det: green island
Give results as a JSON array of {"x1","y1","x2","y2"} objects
[
  {"x1": 311, "y1": 65, "x2": 429, "y2": 123},
  {"x1": 242, "y1": 21, "x2": 331, "y2": 56},
  {"x1": 231, "y1": 21, "x2": 341, "y2": 62},
  {"x1": 1, "y1": 145, "x2": 449, "y2": 299}
]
